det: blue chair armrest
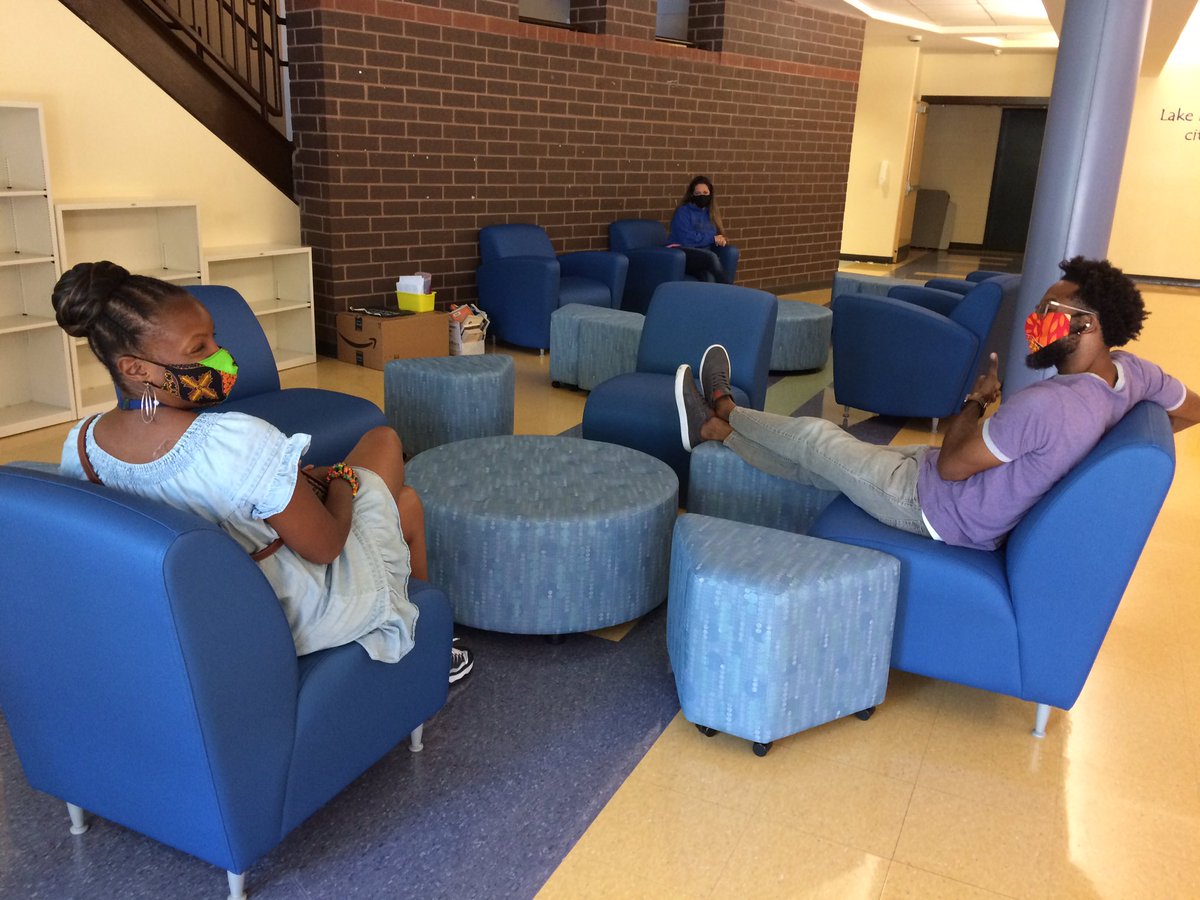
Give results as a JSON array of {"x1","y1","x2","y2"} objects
[
  {"x1": 922, "y1": 278, "x2": 972, "y2": 295},
  {"x1": 887, "y1": 285, "x2": 963, "y2": 317},
  {"x1": 947, "y1": 281, "x2": 1002, "y2": 345},
  {"x1": 560, "y1": 251, "x2": 629, "y2": 308}
]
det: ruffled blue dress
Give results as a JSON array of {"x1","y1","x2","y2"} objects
[{"x1": 60, "y1": 412, "x2": 418, "y2": 662}]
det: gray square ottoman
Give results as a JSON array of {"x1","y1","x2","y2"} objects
[{"x1": 667, "y1": 513, "x2": 900, "y2": 755}]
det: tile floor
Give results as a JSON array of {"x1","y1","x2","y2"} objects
[{"x1": 3, "y1": 257, "x2": 1199, "y2": 899}]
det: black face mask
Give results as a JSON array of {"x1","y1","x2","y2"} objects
[{"x1": 690, "y1": 194, "x2": 712, "y2": 209}]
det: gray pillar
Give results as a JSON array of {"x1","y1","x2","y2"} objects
[{"x1": 1004, "y1": 0, "x2": 1151, "y2": 393}]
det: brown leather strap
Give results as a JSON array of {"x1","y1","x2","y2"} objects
[
  {"x1": 250, "y1": 537, "x2": 286, "y2": 561},
  {"x1": 77, "y1": 415, "x2": 103, "y2": 485},
  {"x1": 79, "y1": 412, "x2": 285, "y2": 563}
]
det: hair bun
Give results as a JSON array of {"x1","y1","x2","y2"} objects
[{"x1": 52, "y1": 260, "x2": 131, "y2": 338}]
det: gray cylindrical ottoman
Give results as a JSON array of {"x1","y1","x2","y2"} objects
[
  {"x1": 772, "y1": 300, "x2": 832, "y2": 371},
  {"x1": 407, "y1": 435, "x2": 679, "y2": 634},
  {"x1": 384, "y1": 354, "x2": 514, "y2": 457}
]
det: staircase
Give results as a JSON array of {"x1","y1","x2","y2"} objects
[{"x1": 59, "y1": 0, "x2": 293, "y2": 198}]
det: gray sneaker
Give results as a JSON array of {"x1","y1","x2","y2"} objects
[
  {"x1": 699, "y1": 344, "x2": 732, "y2": 407},
  {"x1": 674, "y1": 364, "x2": 711, "y2": 452}
]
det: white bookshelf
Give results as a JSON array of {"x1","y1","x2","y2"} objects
[
  {"x1": 203, "y1": 244, "x2": 315, "y2": 369},
  {"x1": 56, "y1": 200, "x2": 203, "y2": 284},
  {"x1": 0, "y1": 102, "x2": 74, "y2": 438},
  {"x1": 55, "y1": 200, "x2": 204, "y2": 416}
]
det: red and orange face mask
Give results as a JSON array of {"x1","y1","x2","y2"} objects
[
  {"x1": 1024, "y1": 310, "x2": 1073, "y2": 353},
  {"x1": 1025, "y1": 298, "x2": 1095, "y2": 353}
]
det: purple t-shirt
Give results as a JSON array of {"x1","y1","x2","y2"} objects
[{"x1": 918, "y1": 351, "x2": 1186, "y2": 551}]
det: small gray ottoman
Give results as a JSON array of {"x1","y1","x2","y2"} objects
[
  {"x1": 550, "y1": 303, "x2": 643, "y2": 390},
  {"x1": 772, "y1": 299, "x2": 832, "y2": 372},
  {"x1": 406, "y1": 435, "x2": 678, "y2": 634},
  {"x1": 384, "y1": 354, "x2": 514, "y2": 458},
  {"x1": 667, "y1": 513, "x2": 900, "y2": 755},
  {"x1": 686, "y1": 442, "x2": 839, "y2": 534},
  {"x1": 576, "y1": 307, "x2": 643, "y2": 390}
]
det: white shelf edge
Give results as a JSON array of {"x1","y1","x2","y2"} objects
[
  {"x1": 0, "y1": 401, "x2": 75, "y2": 440},
  {"x1": 0, "y1": 314, "x2": 59, "y2": 335},
  {"x1": 136, "y1": 268, "x2": 202, "y2": 284},
  {"x1": 204, "y1": 244, "x2": 311, "y2": 261},
  {"x1": 56, "y1": 199, "x2": 200, "y2": 210},
  {"x1": 0, "y1": 253, "x2": 56, "y2": 268},
  {"x1": 274, "y1": 348, "x2": 317, "y2": 370},
  {"x1": 1, "y1": 189, "x2": 50, "y2": 198},
  {"x1": 246, "y1": 298, "x2": 312, "y2": 316}
]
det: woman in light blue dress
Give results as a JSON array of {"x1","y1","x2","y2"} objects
[{"x1": 53, "y1": 261, "x2": 469, "y2": 676}]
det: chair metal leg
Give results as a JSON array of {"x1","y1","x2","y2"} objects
[
  {"x1": 842, "y1": 405, "x2": 850, "y2": 429},
  {"x1": 1032, "y1": 702, "x2": 1051, "y2": 738},
  {"x1": 409, "y1": 724, "x2": 425, "y2": 752},
  {"x1": 931, "y1": 417, "x2": 939, "y2": 434},
  {"x1": 66, "y1": 802, "x2": 89, "y2": 835},
  {"x1": 227, "y1": 870, "x2": 247, "y2": 900}
]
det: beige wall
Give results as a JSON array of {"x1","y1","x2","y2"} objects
[
  {"x1": 918, "y1": 53, "x2": 1057, "y2": 98},
  {"x1": 1, "y1": 0, "x2": 299, "y2": 249},
  {"x1": 843, "y1": 46, "x2": 1054, "y2": 260},
  {"x1": 1110, "y1": 60, "x2": 1200, "y2": 279},
  {"x1": 918, "y1": 105, "x2": 1003, "y2": 245},
  {"x1": 840, "y1": 38, "x2": 922, "y2": 259}
]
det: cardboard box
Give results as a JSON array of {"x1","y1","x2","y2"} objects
[
  {"x1": 336, "y1": 311, "x2": 448, "y2": 370},
  {"x1": 451, "y1": 327, "x2": 486, "y2": 356},
  {"x1": 448, "y1": 303, "x2": 489, "y2": 356}
]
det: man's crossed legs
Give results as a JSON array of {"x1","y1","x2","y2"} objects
[{"x1": 675, "y1": 344, "x2": 931, "y2": 537}]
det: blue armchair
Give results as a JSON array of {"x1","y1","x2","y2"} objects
[
  {"x1": 609, "y1": 218, "x2": 739, "y2": 314},
  {"x1": 476, "y1": 224, "x2": 629, "y2": 350},
  {"x1": 688, "y1": 401, "x2": 1175, "y2": 736},
  {"x1": 830, "y1": 275, "x2": 1016, "y2": 427},
  {"x1": 0, "y1": 464, "x2": 453, "y2": 898},
  {"x1": 809, "y1": 401, "x2": 1175, "y2": 736},
  {"x1": 582, "y1": 281, "x2": 776, "y2": 496},
  {"x1": 187, "y1": 285, "x2": 387, "y2": 465}
]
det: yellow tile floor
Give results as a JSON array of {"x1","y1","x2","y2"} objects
[{"x1": 4, "y1": 283, "x2": 1199, "y2": 899}]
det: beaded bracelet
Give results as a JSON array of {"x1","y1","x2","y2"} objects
[{"x1": 325, "y1": 462, "x2": 360, "y2": 498}]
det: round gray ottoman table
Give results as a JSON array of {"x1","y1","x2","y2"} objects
[{"x1": 406, "y1": 435, "x2": 679, "y2": 634}]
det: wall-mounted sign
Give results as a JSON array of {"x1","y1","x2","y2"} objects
[{"x1": 1160, "y1": 106, "x2": 1200, "y2": 140}]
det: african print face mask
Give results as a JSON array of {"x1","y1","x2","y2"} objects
[{"x1": 147, "y1": 347, "x2": 239, "y2": 406}]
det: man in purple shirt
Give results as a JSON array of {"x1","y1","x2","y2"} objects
[{"x1": 675, "y1": 257, "x2": 1200, "y2": 551}]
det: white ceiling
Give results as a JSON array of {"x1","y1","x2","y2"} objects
[{"x1": 803, "y1": 0, "x2": 1200, "y2": 65}]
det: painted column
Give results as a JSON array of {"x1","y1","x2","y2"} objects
[{"x1": 1004, "y1": 0, "x2": 1151, "y2": 392}]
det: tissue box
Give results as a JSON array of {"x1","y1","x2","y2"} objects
[
  {"x1": 396, "y1": 291, "x2": 436, "y2": 313},
  {"x1": 336, "y1": 311, "x2": 448, "y2": 369}
]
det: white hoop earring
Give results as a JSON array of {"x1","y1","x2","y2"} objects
[{"x1": 140, "y1": 382, "x2": 159, "y2": 424}]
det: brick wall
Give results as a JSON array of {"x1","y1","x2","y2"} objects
[{"x1": 287, "y1": 0, "x2": 863, "y2": 355}]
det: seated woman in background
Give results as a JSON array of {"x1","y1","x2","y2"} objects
[
  {"x1": 667, "y1": 174, "x2": 732, "y2": 284},
  {"x1": 53, "y1": 261, "x2": 472, "y2": 681}
]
